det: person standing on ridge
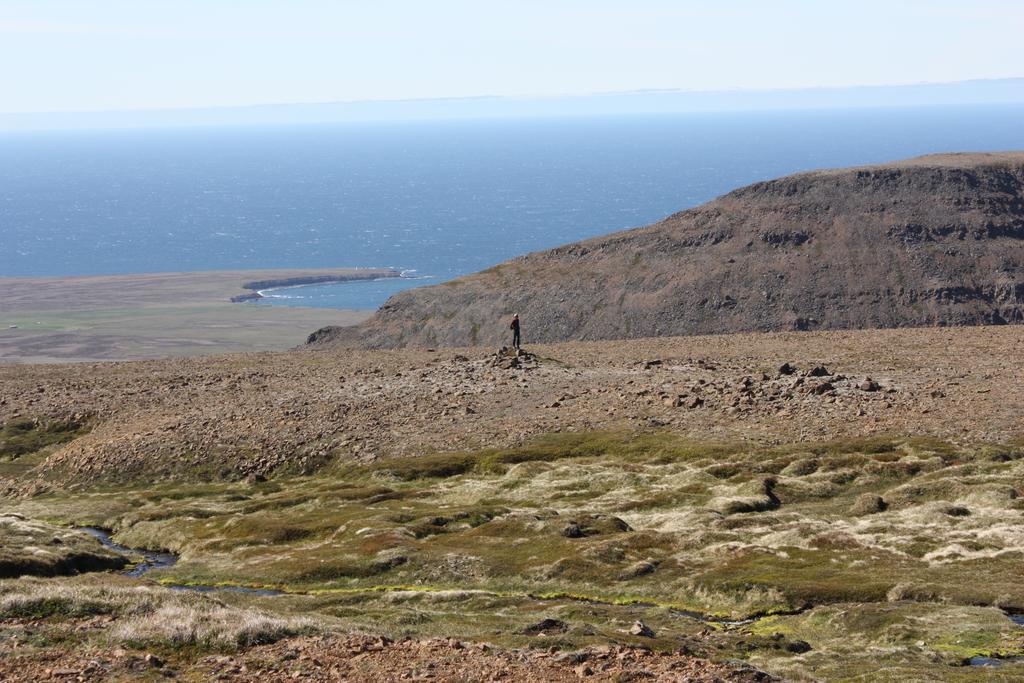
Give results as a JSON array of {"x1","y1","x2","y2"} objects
[{"x1": 509, "y1": 313, "x2": 521, "y2": 349}]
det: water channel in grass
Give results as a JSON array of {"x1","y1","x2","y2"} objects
[{"x1": 79, "y1": 527, "x2": 283, "y2": 596}]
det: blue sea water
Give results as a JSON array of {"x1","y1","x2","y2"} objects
[{"x1": 2, "y1": 106, "x2": 1023, "y2": 310}]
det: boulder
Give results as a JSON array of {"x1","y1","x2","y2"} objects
[
  {"x1": 561, "y1": 523, "x2": 585, "y2": 538},
  {"x1": 521, "y1": 618, "x2": 569, "y2": 636},
  {"x1": 809, "y1": 381, "x2": 834, "y2": 395},
  {"x1": 628, "y1": 621, "x2": 655, "y2": 637}
]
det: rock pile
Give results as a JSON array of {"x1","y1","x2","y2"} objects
[{"x1": 490, "y1": 346, "x2": 539, "y2": 370}]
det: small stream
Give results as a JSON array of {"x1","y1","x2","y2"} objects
[
  {"x1": 963, "y1": 614, "x2": 1024, "y2": 667},
  {"x1": 79, "y1": 527, "x2": 283, "y2": 596},
  {"x1": 968, "y1": 655, "x2": 1024, "y2": 668},
  {"x1": 79, "y1": 527, "x2": 177, "y2": 578}
]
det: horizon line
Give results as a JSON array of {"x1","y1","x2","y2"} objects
[{"x1": 3, "y1": 76, "x2": 1022, "y2": 117}]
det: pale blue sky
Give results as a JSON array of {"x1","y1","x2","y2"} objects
[{"x1": 2, "y1": 0, "x2": 1022, "y2": 113}]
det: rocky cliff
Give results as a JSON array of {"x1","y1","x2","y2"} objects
[{"x1": 311, "y1": 152, "x2": 1024, "y2": 349}]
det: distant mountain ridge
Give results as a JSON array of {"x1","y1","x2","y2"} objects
[
  {"x1": 310, "y1": 151, "x2": 1024, "y2": 349},
  {"x1": 2, "y1": 78, "x2": 1022, "y2": 130}
]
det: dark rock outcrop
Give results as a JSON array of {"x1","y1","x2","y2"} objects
[{"x1": 310, "y1": 152, "x2": 1024, "y2": 349}]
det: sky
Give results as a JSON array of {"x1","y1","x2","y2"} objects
[{"x1": 1, "y1": 1, "x2": 1023, "y2": 114}]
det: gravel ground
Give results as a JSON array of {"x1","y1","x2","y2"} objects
[{"x1": 2, "y1": 325, "x2": 1022, "y2": 491}]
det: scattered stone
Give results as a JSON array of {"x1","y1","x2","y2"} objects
[
  {"x1": 574, "y1": 663, "x2": 595, "y2": 678},
  {"x1": 618, "y1": 559, "x2": 659, "y2": 580},
  {"x1": 809, "y1": 381, "x2": 834, "y2": 395},
  {"x1": 806, "y1": 365, "x2": 831, "y2": 377},
  {"x1": 521, "y1": 618, "x2": 570, "y2": 636},
  {"x1": 561, "y1": 523, "x2": 585, "y2": 538},
  {"x1": 785, "y1": 640, "x2": 812, "y2": 654},
  {"x1": 778, "y1": 362, "x2": 796, "y2": 375},
  {"x1": 859, "y1": 378, "x2": 881, "y2": 392},
  {"x1": 554, "y1": 651, "x2": 588, "y2": 665},
  {"x1": 628, "y1": 621, "x2": 655, "y2": 638}
]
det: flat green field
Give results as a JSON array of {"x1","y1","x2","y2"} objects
[{"x1": 0, "y1": 269, "x2": 383, "y2": 362}]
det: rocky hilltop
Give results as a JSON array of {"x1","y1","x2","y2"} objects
[{"x1": 311, "y1": 152, "x2": 1024, "y2": 349}]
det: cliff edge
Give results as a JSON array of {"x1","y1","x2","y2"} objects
[{"x1": 310, "y1": 151, "x2": 1024, "y2": 349}]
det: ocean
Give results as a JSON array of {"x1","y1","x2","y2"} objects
[{"x1": 2, "y1": 105, "x2": 1023, "y2": 310}]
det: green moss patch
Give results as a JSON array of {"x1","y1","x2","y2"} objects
[{"x1": 0, "y1": 417, "x2": 89, "y2": 461}]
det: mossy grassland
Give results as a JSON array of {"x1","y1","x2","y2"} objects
[
  {"x1": 5, "y1": 430, "x2": 1024, "y2": 679},
  {"x1": 0, "y1": 417, "x2": 90, "y2": 461},
  {"x1": 0, "y1": 513, "x2": 125, "y2": 577},
  {"x1": 0, "y1": 574, "x2": 320, "y2": 651}
]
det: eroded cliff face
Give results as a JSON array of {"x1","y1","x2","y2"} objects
[{"x1": 312, "y1": 152, "x2": 1024, "y2": 349}]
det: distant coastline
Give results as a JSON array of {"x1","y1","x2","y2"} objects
[
  {"x1": 0, "y1": 268, "x2": 384, "y2": 362},
  {"x1": 230, "y1": 270, "x2": 401, "y2": 302}
]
